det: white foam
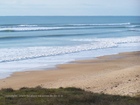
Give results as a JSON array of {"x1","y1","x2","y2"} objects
[
  {"x1": 18, "y1": 24, "x2": 38, "y2": 27},
  {"x1": 69, "y1": 23, "x2": 131, "y2": 26},
  {"x1": 0, "y1": 36, "x2": 140, "y2": 63},
  {"x1": 72, "y1": 36, "x2": 140, "y2": 43},
  {"x1": 0, "y1": 27, "x2": 65, "y2": 31},
  {"x1": 128, "y1": 28, "x2": 140, "y2": 31},
  {"x1": 0, "y1": 26, "x2": 85, "y2": 31},
  {"x1": 0, "y1": 42, "x2": 139, "y2": 79},
  {"x1": 0, "y1": 22, "x2": 134, "y2": 32},
  {"x1": 0, "y1": 42, "x2": 116, "y2": 63}
]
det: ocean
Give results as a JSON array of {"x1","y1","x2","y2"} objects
[{"x1": 0, "y1": 16, "x2": 140, "y2": 79}]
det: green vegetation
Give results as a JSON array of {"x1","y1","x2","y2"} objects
[{"x1": 0, "y1": 86, "x2": 139, "y2": 105}]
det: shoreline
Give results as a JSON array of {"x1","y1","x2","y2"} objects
[{"x1": 0, "y1": 51, "x2": 140, "y2": 96}]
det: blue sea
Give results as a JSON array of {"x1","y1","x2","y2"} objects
[{"x1": 0, "y1": 16, "x2": 140, "y2": 79}]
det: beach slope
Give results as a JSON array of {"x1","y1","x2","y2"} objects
[{"x1": 0, "y1": 51, "x2": 140, "y2": 96}]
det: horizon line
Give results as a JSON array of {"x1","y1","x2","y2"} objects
[{"x1": 0, "y1": 15, "x2": 140, "y2": 17}]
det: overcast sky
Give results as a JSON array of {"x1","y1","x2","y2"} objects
[{"x1": 0, "y1": 0, "x2": 139, "y2": 16}]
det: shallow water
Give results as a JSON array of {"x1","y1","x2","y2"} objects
[{"x1": 0, "y1": 16, "x2": 140, "y2": 79}]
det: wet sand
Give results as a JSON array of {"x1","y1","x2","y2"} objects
[{"x1": 0, "y1": 51, "x2": 140, "y2": 96}]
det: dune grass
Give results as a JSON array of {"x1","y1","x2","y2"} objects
[{"x1": 0, "y1": 86, "x2": 139, "y2": 105}]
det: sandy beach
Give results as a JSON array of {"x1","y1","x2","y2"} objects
[{"x1": 0, "y1": 51, "x2": 140, "y2": 96}]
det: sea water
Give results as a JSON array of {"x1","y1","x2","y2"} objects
[{"x1": 0, "y1": 16, "x2": 140, "y2": 79}]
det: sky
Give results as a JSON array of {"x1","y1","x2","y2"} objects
[{"x1": 0, "y1": 0, "x2": 139, "y2": 16}]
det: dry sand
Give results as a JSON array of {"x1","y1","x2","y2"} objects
[{"x1": 0, "y1": 51, "x2": 140, "y2": 96}]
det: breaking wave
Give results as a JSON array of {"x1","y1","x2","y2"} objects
[{"x1": 0, "y1": 36, "x2": 140, "y2": 63}]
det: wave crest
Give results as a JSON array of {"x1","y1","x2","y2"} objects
[{"x1": 0, "y1": 36, "x2": 140, "y2": 63}]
